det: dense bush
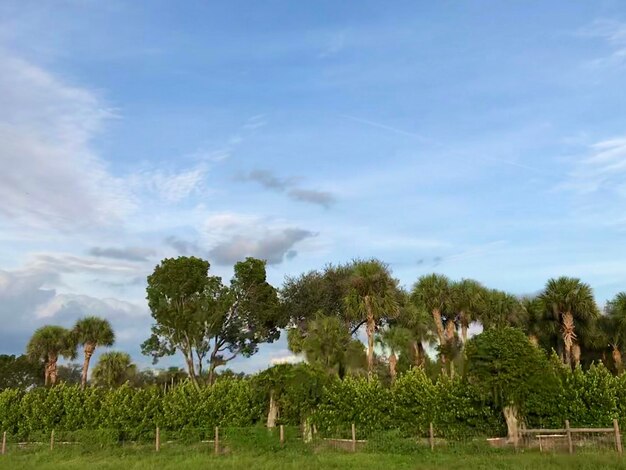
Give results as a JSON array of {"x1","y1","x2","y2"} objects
[{"x1": 1, "y1": 363, "x2": 626, "y2": 441}]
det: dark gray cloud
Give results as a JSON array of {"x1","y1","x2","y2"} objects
[
  {"x1": 287, "y1": 188, "x2": 336, "y2": 208},
  {"x1": 208, "y1": 228, "x2": 316, "y2": 265},
  {"x1": 89, "y1": 246, "x2": 155, "y2": 262},
  {"x1": 237, "y1": 169, "x2": 336, "y2": 208},
  {"x1": 0, "y1": 267, "x2": 150, "y2": 363},
  {"x1": 237, "y1": 170, "x2": 294, "y2": 191},
  {"x1": 164, "y1": 235, "x2": 204, "y2": 256}
]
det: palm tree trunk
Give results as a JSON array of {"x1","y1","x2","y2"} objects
[
  {"x1": 81, "y1": 343, "x2": 95, "y2": 389},
  {"x1": 417, "y1": 343, "x2": 426, "y2": 367},
  {"x1": 561, "y1": 311, "x2": 577, "y2": 367},
  {"x1": 389, "y1": 352, "x2": 397, "y2": 384},
  {"x1": 48, "y1": 353, "x2": 58, "y2": 386},
  {"x1": 613, "y1": 346, "x2": 623, "y2": 374},
  {"x1": 411, "y1": 341, "x2": 420, "y2": 367},
  {"x1": 266, "y1": 390, "x2": 279, "y2": 428},
  {"x1": 432, "y1": 308, "x2": 445, "y2": 345},
  {"x1": 365, "y1": 296, "x2": 375, "y2": 379},
  {"x1": 445, "y1": 320, "x2": 456, "y2": 377},
  {"x1": 572, "y1": 343, "x2": 581, "y2": 368},
  {"x1": 528, "y1": 334, "x2": 539, "y2": 347},
  {"x1": 461, "y1": 322, "x2": 469, "y2": 346}
]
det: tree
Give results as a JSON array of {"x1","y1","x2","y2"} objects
[
  {"x1": 288, "y1": 314, "x2": 364, "y2": 376},
  {"x1": 0, "y1": 355, "x2": 43, "y2": 389},
  {"x1": 143, "y1": 256, "x2": 284, "y2": 387},
  {"x1": 282, "y1": 263, "x2": 357, "y2": 335},
  {"x1": 397, "y1": 302, "x2": 436, "y2": 368},
  {"x1": 344, "y1": 259, "x2": 400, "y2": 378},
  {"x1": 411, "y1": 274, "x2": 452, "y2": 372},
  {"x1": 57, "y1": 363, "x2": 82, "y2": 384},
  {"x1": 465, "y1": 327, "x2": 557, "y2": 442},
  {"x1": 26, "y1": 326, "x2": 76, "y2": 386},
  {"x1": 603, "y1": 292, "x2": 626, "y2": 373},
  {"x1": 142, "y1": 256, "x2": 215, "y2": 388},
  {"x1": 539, "y1": 277, "x2": 599, "y2": 367},
  {"x1": 450, "y1": 279, "x2": 486, "y2": 345},
  {"x1": 73, "y1": 316, "x2": 115, "y2": 388},
  {"x1": 376, "y1": 326, "x2": 412, "y2": 383},
  {"x1": 411, "y1": 274, "x2": 450, "y2": 348},
  {"x1": 480, "y1": 290, "x2": 524, "y2": 330},
  {"x1": 205, "y1": 257, "x2": 284, "y2": 384},
  {"x1": 92, "y1": 352, "x2": 137, "y2": 388}
]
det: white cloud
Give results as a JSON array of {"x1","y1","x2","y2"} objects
[
  {"x1": 0, "y1": 50, "x2": 135, "y2": 231},
  {"x1": 270, "y1": 354, "x2": 303, "y2": 366},
  {"x1": 201, "y1": 213, "x2": 317, "y2": 265},
  {"x1": 562, "y1": 137, "x2": 626, "y2": 196},
  {"x1": 580, "y1": 19, "x2": 626, "y2": 67}
]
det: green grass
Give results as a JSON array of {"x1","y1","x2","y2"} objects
[{"x1": 0, "y1": 445, "x2": 624, "y2": 470}]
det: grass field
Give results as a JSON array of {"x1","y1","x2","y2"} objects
[{"x1": 0, "y1": 446, "x2": 624, "y2": 469}]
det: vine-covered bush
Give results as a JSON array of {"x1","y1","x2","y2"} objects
[{"x1": 1, "y1": 364, "x2": 626, "y2": 441}]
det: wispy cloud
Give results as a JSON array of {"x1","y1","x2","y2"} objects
[
  {"x1": 0, "y1": 51, "x2": 134, "y2": 231},
  {"x1": 288, "y1": 189, "x2": 336, "y2": 209},
  {"x1": 237, "y1": 169, "x2": 337, "y2": 208},
  {"x1": 198, "y1": 212, "x2": 317, "y2": 265},
  {"x1": 562, "y1": 137, "x2": 626, "y2": 195},
  {"x1": 340, "y1": 114, "x2": 431, "y2": 143},
  {"x1": 579, "y1": 19, "x2": 626, "y2": 67},
  {"x1": 89, "y1": 246, "x2": 156, "y2": 262}
]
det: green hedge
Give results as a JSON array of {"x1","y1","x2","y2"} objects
[{"x1": 1, "y1": 364, "x2": 626, "y2": 441}]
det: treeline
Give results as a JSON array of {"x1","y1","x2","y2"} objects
[
  {"x1": 1, "y1": 354, "x2": 626, "y2": 441},
  {"x1": 7, "y1": 256, "x2": 626, "y2": 390},
  {"x1": 5, "y1": 255, "x2": 626, "y2": 440}
]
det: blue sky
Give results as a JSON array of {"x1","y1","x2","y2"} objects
[{"x1": 2, "y1": 0, "x2": 626, "y2": 372}]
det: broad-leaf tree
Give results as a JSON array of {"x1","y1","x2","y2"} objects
[
  {"x1": 539, "y1": 277, "x2": 599, "y2": 367},
  {"x1": 26, "y1": 326, "x2": 76, "y2": 386},
  {"x1": 205, "y1": 257, "x2": 284, "y2": 384},
  {"x1": 142, "y1": 256, "x2": 215, "y2": 388},
  {"x1": 73, "y1": 316, "x2": 115, "y2": 388},
  {"x1": 92, "y1": 351, "x2": 137, "y2": 388},
  {"x1": 465, "y1": 327, "x2": 557, "y2": 442},
  {"x1": 344, "y1": 259, "x2": 400, "y2": 378},
  {"x1": 0, "y1": 355, "x2": 43, "y2": 389}
]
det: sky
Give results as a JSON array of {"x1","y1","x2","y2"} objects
[{"x1": 2, "y1": 0, "x2": 626, "y2": 373}]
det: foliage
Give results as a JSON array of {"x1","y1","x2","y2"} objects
[
  {"x1": 0, "y1": 354, "x2": 43, "y2": 390},
  {"x1": 465, "y1": 328, "x2": 556, "y2": 410},
  {"x1": 92, "y1": 352, "x2": 137, "y2": 388}
]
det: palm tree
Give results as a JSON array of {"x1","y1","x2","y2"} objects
[
  {"x1": 26, "y1": 326, "x2": 76, "y2": 386},
  {"x1": 539, "y1": 277, "x2": 599, "y2": 367},
  {"x1": 480, "y1": 290, "x2": 524, "y2": 330},
  {"x1": 519, "y1": 296, "x2": 547, "y2": 347},
  {"x1": 376, "y1": 326, "x2": 412, "y2": 383},
  {"x1": 603, "y1": 292, "x2": 626, "y2": 373},
  {"x1": 73, "y1": 316, "x2": 115, "y2": 388},
  {"x1": 400, "y1": 303, "x2": 437, "y2": 367},
  {"x1": 298, "y1": 314, "x2": 353, "y2": 374},
  {"x1": 344, "y1": 260, "x2": 400, "y2": 378},
  {"x1": 411, "y1": 274, "x2": 452, "y2": 370},
  {"x1": 92, "y1": 352, "x2": 137, "y2": 388},
  {"x1": 450, "y1": 279, "x2": 486, "y2": 346}
]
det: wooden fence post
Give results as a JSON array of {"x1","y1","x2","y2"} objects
[
  {"x1": 50, "y1": 430, "x2": 54, "y2": 451},
  {"x1": 155, "y1": 427, "x2": 160, "y2": 452},
  {"x1": 214, "y1": 426, "x2": 219, "y2": 455},
  {"x1": 279, "y1": 425, "x2": 284, "y2": 446},
  {"x1": 351, "y1": 423, "x2": 356, "y2": 452},
  {"x1": 429, "y1": 423, "x2": 434, "y2": 451},
  {"x1": 1, "y1": 431, "x2": 6, "y2": 455},
  {"x1": 565, "y1": 420, "x2": 573, "y2": 455},
  {"x1": 614, "y1": 419, "x2": 623, "y2": 456}
]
